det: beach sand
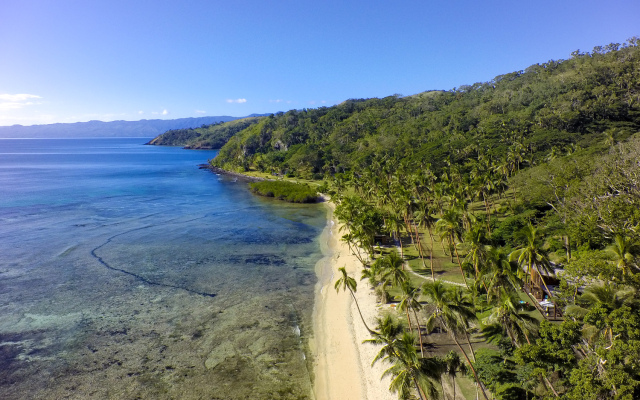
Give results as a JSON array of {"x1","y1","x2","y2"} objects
[{"x1": 311, "y1": 203, "x2": 395, "y2": 400}]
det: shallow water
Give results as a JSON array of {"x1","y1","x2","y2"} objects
[{"x1": 0, "y1": 138, "x2": 326, "y2": 399}]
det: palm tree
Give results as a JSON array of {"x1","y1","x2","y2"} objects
[
  {"x1": 607, "y1": 234, "x2": 639, "y2": 276},
  {"x1": 483, "y1": 247, "x2": 522, "y2": 302},
  {"x1": 442, "y1": 351, "x2": 467, "y2": 400},
  {"x1": 463, "y1": 223, "x2": 489, "y2": 281},
  {"x1": 379, "y1": 332, "x2": 440, "y2": 400},
  {"x1": 414, "y1": 199, "x2": 438, "y2": 280},
  {"x1": 435, "y1": 210, "x2": 469, "y2": 289},
  {"x1": 334, "y1": 266, "x2": 375, "y2": 334},
  {"x1": 366, "y1": 314, "x2": 404, "y2": 365},
  {"x1": 482, "y1": 288, "x2": 539, "y2": 347},
  {"x1": 509, "y1": 223, "x2": 554, "y2": 297},
  {"x1": 422, "y1": 281, "x2": 489, "y2": 400},
  {"x1": 398, "y1": 281, "x2": 426, "y2": 357}
]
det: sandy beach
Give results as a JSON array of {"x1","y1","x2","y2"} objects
[{"x1": 312, "y1": 202, "x2": 395, "y2": 400}]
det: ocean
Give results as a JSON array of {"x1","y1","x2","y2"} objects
[{"x1": 0, "y1": 138, "x2": 327, "y2": 399}]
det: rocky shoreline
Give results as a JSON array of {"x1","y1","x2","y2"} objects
[{"x1": 197, "y1": 164, "x2": 267, "y2": 182}]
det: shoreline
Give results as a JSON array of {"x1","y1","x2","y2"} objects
[
  {"x1": 199, "y1": 165, "x2": 392, "y2": 399},
  {"x1": 311, "y1": 201, "x2": 394, "y2": 400}
]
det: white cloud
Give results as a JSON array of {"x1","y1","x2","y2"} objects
[
  {"x1": 0, "y1": 93, "x2": 42, "y2": 110},
  {"x1": 226, "y1": 98, "x2": 247, "y2": 104},
  {"x1": 195, "y1": 110, "x2": 206, "y2": 114},
  {"x1": 270, "y1": 99, "x2": 283, "y2": 103},
  {"x1": 0, "y1": 94, "x2": 41, "y2": 102},
  {"x1": 162, "y1": 109, "x2": 169, "y2": 115},
  {"x1": 138, "y1": 111, "x2": 144, "y2": 115}
]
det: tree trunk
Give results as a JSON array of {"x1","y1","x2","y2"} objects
[
  {"x1": 464, "y1": 331, "x2": 476, "y2": 362},
  {"x1": 453, "y1": 336, "x2": 489, "y2": 400},
  {"x1": 348, "y1": 288, "x2": 375, "y2": 334},
  {"x1": 542, "y1": 375, "x2": 560, "y2": 397},
  {"x1": 428, "y1": 228, "x2": 436, "y2": 280},
  {"x1": 412, "y1": 307, "x2": 425, "y2": 357},
  {"x1": 453, "y1": 240, "x2": 469, "y2": 289}
]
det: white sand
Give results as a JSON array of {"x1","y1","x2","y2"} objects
[{"x1": 311, "y1": 203, "x2": 395, "y2": 400}]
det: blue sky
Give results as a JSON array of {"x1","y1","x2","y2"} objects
[{"x1": 1, "y1": 0, "x2": 639, "y2": 126}]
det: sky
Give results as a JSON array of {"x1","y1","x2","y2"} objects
[{"x1": 1, "y1": 0, "x2": 639, "y2": 126}]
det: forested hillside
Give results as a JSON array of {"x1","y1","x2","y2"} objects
[
  {"x1": 212, "y1": 39, "x2": 640, "y2": 179},
  {"x1": 146, "y1": 116, "x2": 263, "y2": 148},
  {"x1": 205, "y1": 38, "x2": 640, "y2": 399}
]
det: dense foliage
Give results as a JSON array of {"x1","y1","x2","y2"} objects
[
  {"x1": 147, "y1": 117, "x2": 263, "y2": 148},
  {"x1": 313, "y1": 38, "x2": 640, "y2": 400},
  {"x1": 212, "y1": 39, "x2": 640, "y2": 179},
  {"x1": 248, "y1": 180, "x2": 319, "y2": 203}
]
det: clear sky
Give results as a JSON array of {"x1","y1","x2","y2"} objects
[{"x1": 1, "y1": 0, "x2": 639, "y2": 126}]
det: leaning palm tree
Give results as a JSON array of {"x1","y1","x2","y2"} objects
[
  {"x1": 334, "y1": 266, "x2": 375, "y2": 334},
  {"x1": 422, "y1": 281, "x2": 489, "y2": 400}
]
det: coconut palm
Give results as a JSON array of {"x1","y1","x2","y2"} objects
[
  {"x1": 483, "y1": 247, "x2": 522, "y2": 302},
  {"x1": 422, "y1": 281, "x2": 488, "y2": 400},
  {"x1": 509, "y1": 223, "x2": 554, "y2": 297},
  {"x1": 398, "y1": 281, "x2": 426, "y2": 356},
  {"x1": 442, "y1": 351, "x2": 467, "y2": 400},
  {"x1": 414, "y1": 199, "x2": 438, "y2": 280},
  {"x1": 380, "y1": 332, "x2": 440, "y2": 400},
  {"x1": 366, "y1": 314, "x2": 404, "y2": 365},
  {"x1": 607, "y1": 234, "x2": 639, "y2": 276},
  {"x1": 482, "y1": 288, "x2": 539, "y2": 347},
  {"x1": 435, "y1": 210, "x2": 469, "y2": 288},
  {"x1": 334, "y1": 266, "x2": 375, "y2": 334}
]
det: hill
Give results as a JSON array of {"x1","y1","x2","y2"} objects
[
  {"x1": 146, "y1": 117, "x2": 264, "y2": 148},
  {"x1": 211, "y1": 39, "x2": 640, "y2": 179}
]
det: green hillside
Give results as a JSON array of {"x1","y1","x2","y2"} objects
[
  {"x1": 212, "y1": 40, "x2": 640, "y2": 178},
  {"x1": 205, "y1": 38, "x2": 640, "y2": 399},
  {"x1": 146, "y1": 116, "x2": 263, "y2": 148}
]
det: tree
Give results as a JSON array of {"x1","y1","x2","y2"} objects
[
  {"x1": 482, "y1": 288, "x2": 539, "y2": 347},
  {"x1": 435, "y1": 210, "x2": 469, "y2": 288},
  {"x1": 398, "y1": 281, "x2": 426, "y2": 357},
  {"x1": 378, "y1": 332, "x2": 440, "y2": 400},
  {"x1": 442, "y1": 351, "x2": 467, "y2": 400},
  {"x1": 607, "y1": 235, "x2": 639, "y2": 276},
  {"x1": 422, "y1": 281, "x2": 489, "y2": 400},
  {"x1": 334, "y1": 266, "x2": 376, "y2": 334},
  {"x1": 509, "y1": 223, "x2": 554, "y2": 297}
]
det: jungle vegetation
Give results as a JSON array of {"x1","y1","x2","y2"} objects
[
  {"x1": 319, "y1": 39, "x2": 640, "y2": 400},
  {"x1": 150, "y1": 37, "x2": 640, "y2": 399},
  {"x1": 146, "y1": 116, "x2": 263, "y2": 148}
]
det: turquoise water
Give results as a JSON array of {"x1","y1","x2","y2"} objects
[{"x1": 0, "y1": 138, "x2": 326, "y2": 399}]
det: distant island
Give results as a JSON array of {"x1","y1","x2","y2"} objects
[{"x1": 0, "y1": 115, "x2": 268, "y2": 138}]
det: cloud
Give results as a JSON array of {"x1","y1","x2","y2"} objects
[
  {"x1": 226, "y1": 98, "x2": 247, "y2": 104},
  {"x1": 0, "y1": 93, "x2": 42, "y2": 110},
  {"x1": 195, "y1": 110, "x2": 206, "y2": 114},
  {"x1": 138, "y1": 111, "x2": 144, "y2": 115},
  {"x1": 270, "y1": 99, "x2": 283, "y2": 103},
  {"x1": 162, "y1": 109, "x2": 169, "y2": 115}
]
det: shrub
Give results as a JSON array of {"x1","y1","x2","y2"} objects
[{"x1": 248, "y1": 181, "x2": 319, "y2": 203}]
